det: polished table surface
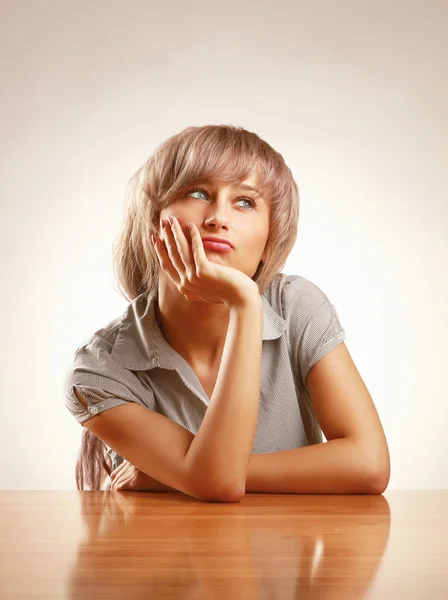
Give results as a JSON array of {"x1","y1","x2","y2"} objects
[{"x1": 2, "y1": 490, "x2": 447, "y2": 599}]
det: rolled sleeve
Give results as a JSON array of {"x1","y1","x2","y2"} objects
[
  {"x1": 282, "y1": 274, "x2": 346, "y2": 393},
  {"x1": 298, "y1": 300, "x2": 346, "y2": 391},
  {"x1": 63, "y1": 341, "x2": 155, "y2": 425}
]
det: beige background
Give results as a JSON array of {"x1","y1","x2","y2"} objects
[{"x1": 1, "y1": 1, "x2": 446, "y2": 490}]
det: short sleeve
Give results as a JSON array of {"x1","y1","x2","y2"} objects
[
  {"x1": 63, "y1": 341, "x2": 155, "y2": 425},
  {"x1": 281, "y1": 274, "x2": 346, "y2": 393}
]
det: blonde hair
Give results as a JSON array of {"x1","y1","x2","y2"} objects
[{"x1": 75, "y1": 124, "x2": 319, "y2": 491}]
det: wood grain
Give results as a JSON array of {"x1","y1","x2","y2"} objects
[{"x1": 1, "y1": 490, "x2": 447, "y2": 598}]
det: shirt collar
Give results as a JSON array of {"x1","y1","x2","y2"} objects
[{"x1": 111, "y1": 287, "x2": 287, "y2": 371}]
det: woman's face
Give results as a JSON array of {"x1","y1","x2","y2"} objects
[{"x1": 159, "y1": 172, "x2": 270, "y2": 279}]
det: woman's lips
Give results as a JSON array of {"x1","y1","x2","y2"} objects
[{"x1": 201, "y1": 240, "x2": 234, "y2": 252}]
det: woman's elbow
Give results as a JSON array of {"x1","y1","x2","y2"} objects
[{"x1": 366, "y1": 461, "x2": 390, "y2": 495}]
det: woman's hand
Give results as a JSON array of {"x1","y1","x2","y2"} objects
[
  {"x1": 107, "y1": 459, "x2": 177, "y2": 492},
  {"x1": 153, "y1": 216, "x2": 259, "y2": 309}
]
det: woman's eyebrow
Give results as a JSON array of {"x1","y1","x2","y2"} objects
[
  {"x1": 197, "y1": 178, "x2": 264, "y2": 198},
  {"x1": 239, "y1": 183, "x2": 263, "y2": 197}
]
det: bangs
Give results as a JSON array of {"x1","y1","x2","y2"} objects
[{"x1": 158, "y1": 125, "x2": 290, "y2": 205}]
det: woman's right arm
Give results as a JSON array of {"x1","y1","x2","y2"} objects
[
  {"x1": 74, "y1": 289, "x2": 263, "y2": 503},
  {"x1": 184, "y1": 289, "x2": 264, "y2": 502},
  {"x1": 76, "y1": 290, "x2": 263, "y2": 502}
]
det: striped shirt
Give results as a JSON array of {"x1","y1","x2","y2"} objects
[{"x1": 63, "y1": 272, "x2": 346, "y2": 473}]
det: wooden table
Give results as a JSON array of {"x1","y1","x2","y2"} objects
[{"x1": 2, "y1": 490, "x2": 447, "y2": 598}]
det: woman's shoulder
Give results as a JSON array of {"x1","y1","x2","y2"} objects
[
  {"x1": 264, "y1": 272, "x2": 346, "y2": 392},
  {"x1": 263, "y1": 272, "x2": 334, "y2": 319},
  {"x1": 72, "y1": 294, "x2": 146, "y2": 356},
  {"x1": 73, "y1": 315, "x2": 123, "y2": 356}
]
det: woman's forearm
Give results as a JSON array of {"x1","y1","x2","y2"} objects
[
  {"x1": 184, "y1": 292, "x2": 264, "y2": 500},
  {"x1": 141, "y1": 438, "x2": 384, "y2": 495},
  {"x1": 245, "y1": 437, "x2": 388, "y2": 494}
]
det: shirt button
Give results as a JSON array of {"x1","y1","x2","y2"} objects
[{"x1": 89, "y1": 406, "x2": 99, "y2": 415}]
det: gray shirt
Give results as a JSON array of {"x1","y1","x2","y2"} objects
[{"x1": 63, "y1": 272, "x2": 346, "y2": 471}]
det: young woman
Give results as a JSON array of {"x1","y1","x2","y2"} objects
[{"x1": 64, "y1": 124, "x2": 390, "y2": 500}]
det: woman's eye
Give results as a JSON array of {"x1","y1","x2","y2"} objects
[
  {"x1": 238, "y1": 198, "x2": 257, "y2": 210},
  {"x1": 188, "y1": 189, "x2": 207, "y2": 200},
  {"x1": 187, "y1": 188, "x2": 257, "y2": 210}
]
